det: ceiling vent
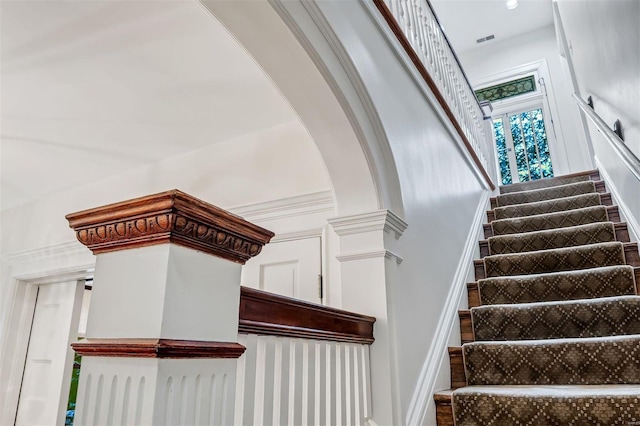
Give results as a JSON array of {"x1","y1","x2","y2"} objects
[{"x1": 476, "y1": 34, "x2": 496, "y2": 44}]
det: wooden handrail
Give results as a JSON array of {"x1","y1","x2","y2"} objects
[
  {"x1": 372, "y1": 0, "x2": 496, "y2": 190},
  {"x1": 239, "y1": 286, "x2": 376, "y2": 345}
]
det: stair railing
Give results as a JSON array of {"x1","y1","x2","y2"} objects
[
  {"x1": 573, "y1": 94, "x2": 640, "y2": 182},
  {"x1": 373, "y1": 0, "x2": 496, "y2": 190},
  {"x1": 234, "y1": 287, "x2": 375, "y2": 425}
]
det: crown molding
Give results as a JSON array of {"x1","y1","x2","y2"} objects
[
  {"x1": 328, "y1": 210, "x2": 408, "y2": 238},
  {"x1": 66, "y1": 190, "x2": 274, "y2": 264},
  {"x1": 230, "y1": 191, "x2": 335, "y2": 222}
]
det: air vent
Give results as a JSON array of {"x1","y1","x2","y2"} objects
[{"x1": 476, "y1": 34, "x2": 496, "y2": 44}]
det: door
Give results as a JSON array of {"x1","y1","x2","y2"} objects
[
  {"x1": 493, "y1": 105, "x2": 554, "y2": 185},
  {"x1": 241, "y1": 237, "x2": 322, "y2": 304},
  {"x1": 15, "y1": 281, "x2": 83, "y2": 426}
]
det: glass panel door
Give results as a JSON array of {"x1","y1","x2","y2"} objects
[{"x1": 493, "y1": 106, "x2": 554, "y2": 184}]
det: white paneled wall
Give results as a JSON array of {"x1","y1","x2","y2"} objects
[{"x1": 235, "y1": 334, "x2": 371, "y2": 426}]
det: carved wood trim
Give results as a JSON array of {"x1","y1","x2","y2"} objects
[
  {"x1": 239, "y1": 287, "x2": 376, "y2": 345},
  {"x1": 71, "y1": 339, "x2": 246, "y2": 359},
  {"x1": 65, "y1": 190, "x2": 274, "y2": 264},
  {"x1": 372, "y1": 0, "x2": 496, "y2": 191}
]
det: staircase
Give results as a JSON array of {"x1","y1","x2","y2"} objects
[{"x1": 434, "y1": 170, "x2": 640, "y2": 425}]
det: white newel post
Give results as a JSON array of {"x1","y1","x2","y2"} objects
[
  {"x1": 328, "y1": 210, "x2": 407, "y2": 426},
  {"x1": 66, "y1": 190, "x2": 274, "y2": 426}
]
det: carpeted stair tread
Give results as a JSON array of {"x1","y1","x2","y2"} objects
[
  {"x1": 471, "y1": 295, "x2": 640, "y2": 341},
  {"x1": 463, "y1": 334, "x2": 640, "y2": 386},
  {"x1": 452, "y1": 385, "x2": 640, "y2": 425},
  {"x1": 477, "y1": 265, "x2": 637, "y2": 305},
  {"x1": 498, "y1": 173, "x2": 592, "y2": 194},
  {"x1": 496, "y1": 181, "x2": 596, "y2": 207},
  {"x1": 484, "y1": 241, "x2": 626, "y2": 277},
  {"x1": 491, "y1": 205, "x2": 609, "y2": 236},
  {"x1": 494, "y1": 193, "x2": 602, "y2": 220},
  {"x1": 488, "y1": 222, "x2": 616, "y2": 255}
]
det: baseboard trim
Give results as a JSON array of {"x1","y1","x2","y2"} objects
[
  {"x1": 595, "y1": 158, "x2": 640, "y2": 242},
  {"x1": 405, "y1": 190, "x2": 490, "y2": 425}
]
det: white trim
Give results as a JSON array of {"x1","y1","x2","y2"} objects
[
  {"x1": 406, "y1": 190, "x2": 490, "y2": 426},
  {"x1": 328, "y1": 210, "x2": 408, "y2": 238},
  {"x1": 271, "y1": 228, "x2": 324, "y2": 243},
  {"x1": 229, "y1": 191, "x2": 335, "y2": 222},
  {"x1": 1, "y1": 240, "x2": 85, "y2": 263},
  {"x1": 595, "y1": 158, "x2": 640, "y2": 242},
  {"x1": 336, "y1": 249, "x2": 403, "y2": 264}
]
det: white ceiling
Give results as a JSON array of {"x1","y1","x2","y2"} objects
[
  {"x1": 1, "y1": 1, "x2": 298, "y2": 211},
  {"x1": 431, "y1": 0, "x2": 554, "y2": 54}
]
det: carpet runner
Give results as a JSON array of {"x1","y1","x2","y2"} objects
[
  {"x1": 493, "y1": 193, "x2": 602, "y2": 220},
  {"x1": 435, "y1": 171, "x2": 640, "y2": 425}
]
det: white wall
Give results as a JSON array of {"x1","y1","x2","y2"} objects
[
  {"x1": 555, "y1": 0, "x2": 640, "y2": 160},
  {"x1": 459, "y1": 24, "x2": 592, "y2": 175}
]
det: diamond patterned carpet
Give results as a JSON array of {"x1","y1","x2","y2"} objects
[{"x1": 447, "y1": 173, "x2": 640, "y2": 425}]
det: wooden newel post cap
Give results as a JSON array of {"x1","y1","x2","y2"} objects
[{"x1": 65, "y1": 190, "x2": 275, "y2": 264}]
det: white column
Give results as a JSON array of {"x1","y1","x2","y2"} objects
[
  {"x1": 66, "y1": 190, "x2": 274, "y2": 426},
  {"x1": 328, "y1": 210, "x2": 407, "y2": 426}
]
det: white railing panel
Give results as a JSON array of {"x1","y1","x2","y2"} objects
[
  {"x1": 381, "y1": 0, "x2": 494, "y2": 185},
  {"x1": 235, "y1": 334, "x2": 371, "y2": 426}
]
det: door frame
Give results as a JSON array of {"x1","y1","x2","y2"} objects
[
  {"x1": 0, "y1": 242, "x2": 94, "y2": 426},
  {"x1": 493, "y1": 97, "x2": 557, "y2": 184},
  {"x1": 471, "y1": 59, "x2": 570, "y2": 176}
]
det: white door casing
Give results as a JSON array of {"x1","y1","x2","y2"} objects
[
  {"x1": 15, "y1": 280, "x2": 84, "y2": 426},
  {"x1": 241, "y1": 237, "x2": 322, "y2": 304}
]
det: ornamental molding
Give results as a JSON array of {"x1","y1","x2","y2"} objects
[
  {"x1": 66, "y1": 190, "x2": 274, "y2": 264},
  {"x1": 328, "y1": 210, "x2": 408, "y2": 239}
]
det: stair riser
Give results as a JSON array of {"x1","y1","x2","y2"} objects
[
  {"x1": 487, "y1": 193, "x2": 613, "y2": 222},
  {"x1": 498, "y1": 170, "x2": 600, "y2": 194},
  {"x1": 479, "y1": 223, "x2": 630, "y2": 258},
  {"x1": 467, "y1": 267, "x2": 640, "y2": 308},
  {"x1": 474, "y1": 243, "x2": 639, "y2": 280},
  {"x1": 483, "y1": 206, "x2": 621, "y2": 237},
  {"x1": 490, "y1": 181, "x2": 606, "y2": 209},
  {"x1": 449, "y1": 348, "x2": 465, "y2": 389}
]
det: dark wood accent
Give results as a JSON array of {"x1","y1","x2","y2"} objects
[
  {"x1": 371, "y1": 0, "x2": 496, "y2": 191},
  {"x1": 66, "y1": 190, "x2": 274, "y2": 264},
  {"x1": 458, "y1": 311, "x2": 474, "y2": 344},
  {"x1": 434, "y1": 390, "x2": 455, "y2": 426},
  {"x1": 467, "y1": 282, "x2": 481, "y2": 308},
  {"x1": 487, "y1": 193, "x2": 614, "y2": 223},
  {"x1": 448, "y1": 347, "x2": 466, "y2": 389},
  {"x1": 239, "y1": 286, "x2": 375, "y2": 345},
  {"x1": 625, "y1": 243, "x2": 640, "y2": 267},
  {"x1": 71, "y1": 339, "x2": 246, "y2": 359},
  {"x1": 474, "y1": 259, "x2": 486, "y2": 281},
  {"x1": 478, "y1": 222, "x2": 631, "y2": 258},
  {"x1": 636, "y1": 267, "x2": 640, "y2": 295},
  {"x1": 484, "y1": 205, "x2": 621, "y2": 237},
  {"x1": 491, "y1": 181, "x2": 607, "y2": 210},
  {"x1": 498, "y1": 170, "x2": 601, "y2": 194}
]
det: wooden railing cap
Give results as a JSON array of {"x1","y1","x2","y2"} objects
[{"x1": 66, "y1": 189, "x2": 274, "y2": 264}]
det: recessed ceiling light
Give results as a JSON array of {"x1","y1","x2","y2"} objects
[{"x1": 506, "y1": 0, "x2": 519, "y2": 9}]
